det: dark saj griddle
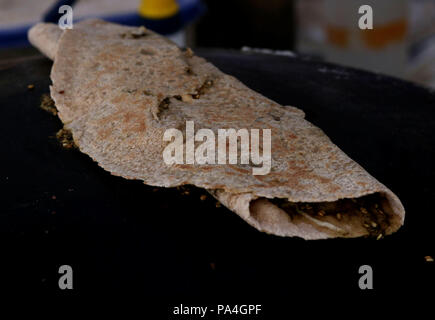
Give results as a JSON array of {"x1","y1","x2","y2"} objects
[{"x1": 0, "y1": 50, "x2": 434, "y2": 306}]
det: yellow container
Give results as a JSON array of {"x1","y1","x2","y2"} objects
[{"x1": 138, "y1": 0, "x2": 179, "y2": 19}]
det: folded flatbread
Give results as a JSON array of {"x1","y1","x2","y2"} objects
[{"x1": 28, "y1": 19, "x2": 405, "y2": 239}]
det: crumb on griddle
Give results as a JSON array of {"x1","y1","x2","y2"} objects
[
  {"x1": 40, "y1": 94, "x2": 58, "y2": 116},
  {"x1": 27, "y1": 84, "x2": 35, "y2": 90},
  {"x1": 56, "y1": 128, "x2": 76, "y2": 149},
  {"x1": 176, "y1": 185, "x2": 195, "y2": 196}
]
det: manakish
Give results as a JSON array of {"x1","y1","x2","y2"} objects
[{"x1": 28, "y1": 19, "x2": 405, "y2": 239}]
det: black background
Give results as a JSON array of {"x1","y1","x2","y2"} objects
[{"x1": 0, "y1": 50, "x2": 434, "y2": 313}]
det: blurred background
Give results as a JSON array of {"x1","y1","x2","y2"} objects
[{"x1": 0, "y1": 0, "x2": 434, "y2": 88}]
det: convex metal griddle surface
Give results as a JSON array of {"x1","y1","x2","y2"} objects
[{"x1": 0, "y1": 50, "x2": 434, "y2": 299}]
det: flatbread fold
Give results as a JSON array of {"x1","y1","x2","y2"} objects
[{"x1": 28, "y1": 19, "x2": 405, "y2": 239}]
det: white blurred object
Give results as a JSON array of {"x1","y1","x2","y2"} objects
[
  {"x1": 323, "y1": 0, "x2": 408, "y2": 78},
  {"x1": 0, "y1": 0, "x2": 187, "y2": 47},
  {"x1": 296, "y1": 0, "x2": 435, "y2": 88},
  {"x1": 407, "y1": 0, "x2": 435, "y2": 89},
  {"x1": 0, "y1": 0, "x2": 139, "y2": 28},
  {"x1": 408, "y1": 36, "x2": 435, "y2": 89}
]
